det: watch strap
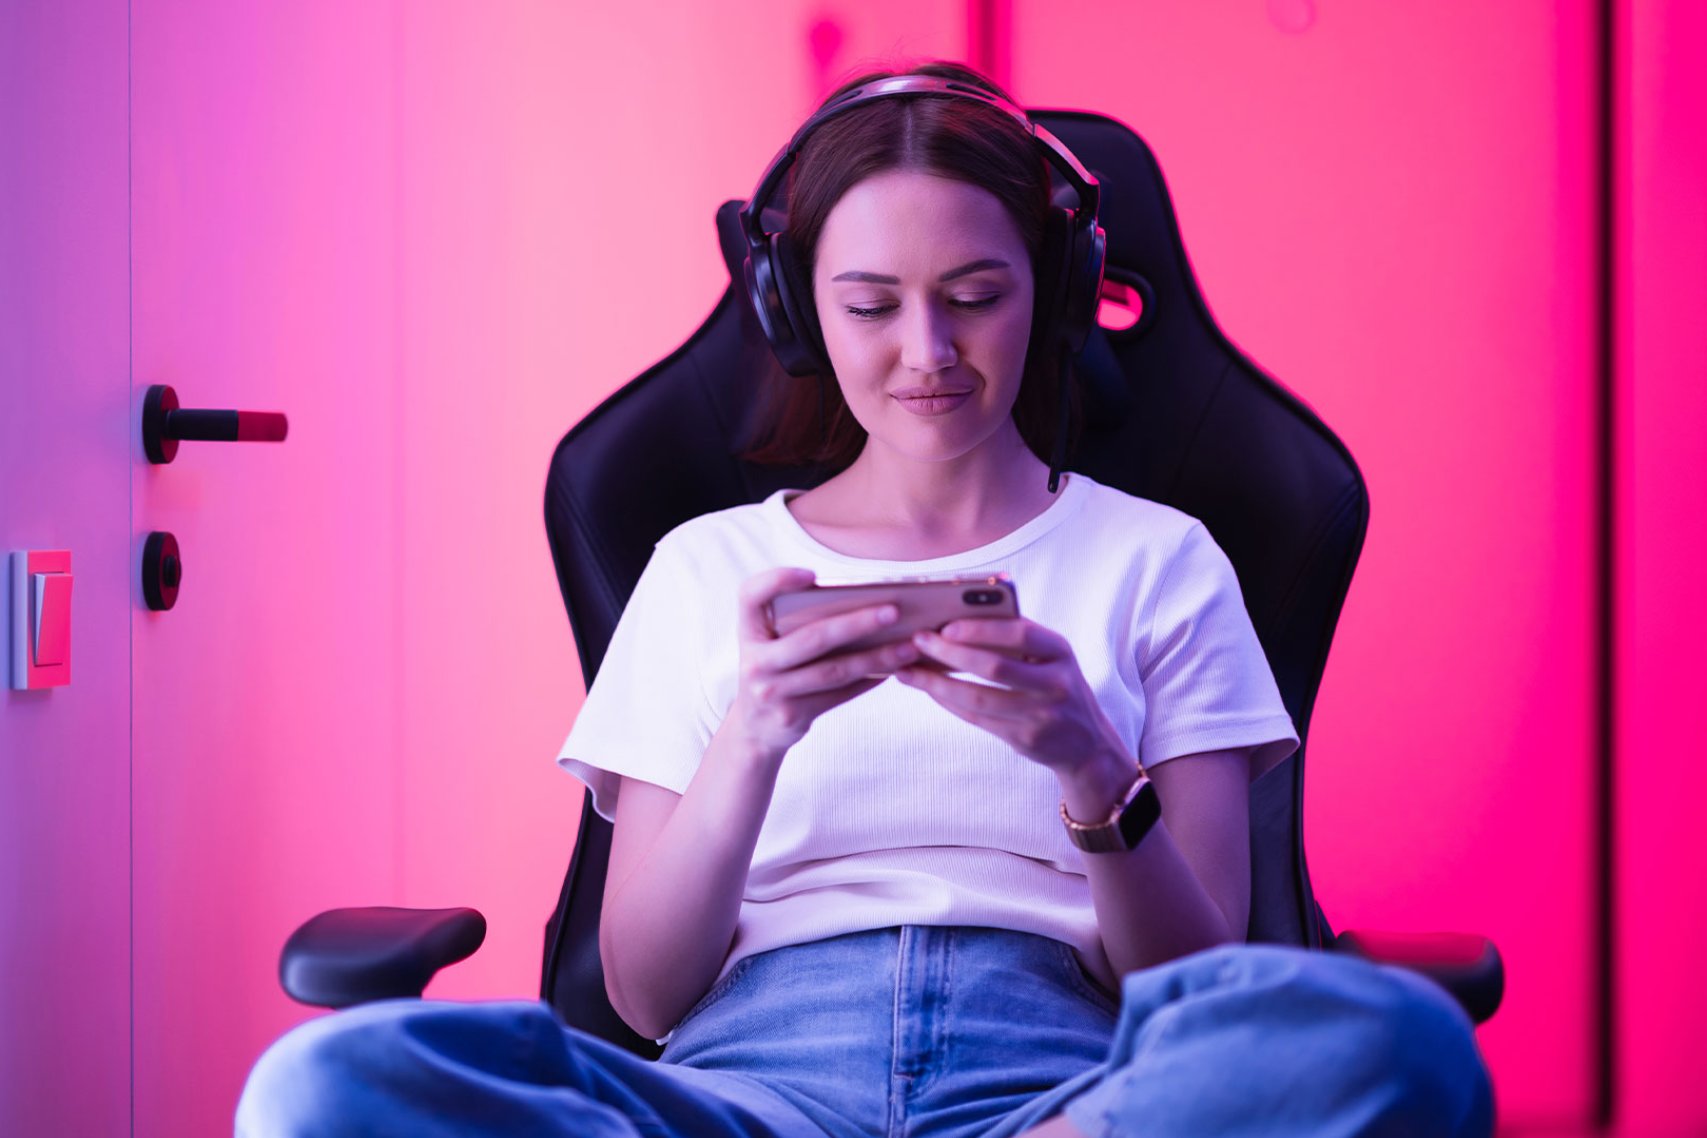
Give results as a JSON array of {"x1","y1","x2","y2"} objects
[{"x1": 1061, "y1": 771, "x2": 1161, "y2": 853}]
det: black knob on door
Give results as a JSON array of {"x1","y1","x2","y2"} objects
[
  {"x1": 143, "y1": 532, "x2": 182, "y2": 611},
  {"x1": 142, "y1": 384, "x2": 289, "y2": 464}
]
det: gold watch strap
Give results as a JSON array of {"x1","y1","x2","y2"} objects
[{"x1": 1060, "y1": 767, "x2": 1149, "y2": 854}]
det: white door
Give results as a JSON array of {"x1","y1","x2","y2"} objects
[
  {"x1": 128, "y1": 6, "x2": 405, "y2": 1132},
  {"x1": 125, "y1": 3, "x2": 966, "y2": 1135},
  {"x1": 3, "y1": 2, "x2": 974, "y2": 1132}
]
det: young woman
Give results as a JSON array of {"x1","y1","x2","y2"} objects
[{"x1": 237, "y1": 61, "x2": 1493, "y2": 1138}]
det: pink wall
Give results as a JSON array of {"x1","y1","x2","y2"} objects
[
  {"x1": 1615, "y1": 0, "x2": 1707, "y2": 1132},
  {"x1": 1013, "y1": 3, "x2": 1599, "y2": 1124},
  {"x1": 0, "y1": 3, "x2": 132, "y2": 1134},
  {"x1": 382, "y1": 0, "x2": 966, "y2": 1000}
]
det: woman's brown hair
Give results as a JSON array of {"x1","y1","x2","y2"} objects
[{"x1": 738, "y1": 59, "x2": 1081, "y2": 473}]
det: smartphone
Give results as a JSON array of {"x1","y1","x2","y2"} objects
[{"x1": 767, "y1": 575, "x2": 1020, "y2": 656}]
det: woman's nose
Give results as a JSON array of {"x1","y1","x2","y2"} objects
[{"x1": 900, "y1": 302, "x2": 958, "y2": 373}]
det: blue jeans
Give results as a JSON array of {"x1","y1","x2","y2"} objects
[{"x1": 236, "y1": 928, "x2": 1493, "y2": 1137}]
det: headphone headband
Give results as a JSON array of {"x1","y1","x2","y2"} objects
[
  {"x1": 737, "y1": 72, "x2": 1107, "y2": 396},
  {"x1": 743, "y1": 75, "x2": 1100, "y2": 243}
]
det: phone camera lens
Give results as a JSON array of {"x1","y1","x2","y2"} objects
[{"x1": 964, "y1": 589, "x2": 999, "y2": 606}]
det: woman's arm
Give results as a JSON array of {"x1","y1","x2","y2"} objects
[
  {"x1": 1060, "y1": 745, "x2": 1252, "y2": 979},
  {"x1": 901, "y1": 620, "x2": 1260, "y2": 978},
  {"x1": 599, "y1": 731, "x2": 782, "y2": 1040},
  {"x1": 597, "y1": 566, "x2": 923, "y2": 1039}
]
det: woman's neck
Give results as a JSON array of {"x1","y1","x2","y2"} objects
[{"x1": 797, "y1": 431, "x2": 1064, "y2": 551}]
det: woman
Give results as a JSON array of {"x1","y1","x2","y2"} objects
[{"x1": 237, "y1": 60, "x2": 1492, "y2": 1138}]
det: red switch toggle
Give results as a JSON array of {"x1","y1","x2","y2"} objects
[
  {"x1": 9, "y1": 550, "x2": 71, "y2": 690},
  {"x1": 33, "y1": 571, "x2": 72, "y2": 667}
]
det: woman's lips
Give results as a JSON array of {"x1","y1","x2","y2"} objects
[{"x1": 893, "y1": 390, "x2": 972, "y2": 415}]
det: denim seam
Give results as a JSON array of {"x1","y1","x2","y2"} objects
[
  {"x1": 912, "y1": 929, "x2": 955, "y2": 1100},
  {"x1": 886, "y1": 928, "x2": 907, "y2": 1138}
]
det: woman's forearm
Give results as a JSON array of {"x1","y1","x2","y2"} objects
[
  {"x1": 599, "y1": 569, "x2": 910, "y2": 1039},
  {"x1": 1062, "y1": 753, "x2": 1240, "y2": 981},
  {"x1": 1083, "y1": 818, "x2": 1238, "y2": 978},
  {"x1": 599, "y1": 725, "x2": 782, "y2": 1040}
]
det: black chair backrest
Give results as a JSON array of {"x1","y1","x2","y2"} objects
[{"x1": 541, "y1": 109, "x2": 1369, "y2": 1058}]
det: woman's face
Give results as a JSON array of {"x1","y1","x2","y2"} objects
[{"x1": 812, "y1": 169, "x2": 1036, "y2": 469}]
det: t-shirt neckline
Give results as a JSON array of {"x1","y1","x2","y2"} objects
[{"x1": 765, "y1": 471, "x2": 1092, "y2": 573}]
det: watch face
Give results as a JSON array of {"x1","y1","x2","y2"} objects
[{"x1": 1116, "y1": 779, "x2": 1162, "y2": 849}]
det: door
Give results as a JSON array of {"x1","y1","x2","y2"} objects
[
  {"x1": 127, "y1": 6, "x2": 404, "y2": 1131},
  {"x1": 124, "y1": 3, "x2": 967, "y2": 1134}
]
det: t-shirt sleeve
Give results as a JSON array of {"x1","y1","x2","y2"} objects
[
  {"x1": 1137, "y1": 522, "x2": 1300, "y2": 780},
  {"x1": 555, "y1": 534, "x2": 717, "y2": 822}
]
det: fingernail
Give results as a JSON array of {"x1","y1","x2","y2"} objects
[{"x1": 877, "y1": 605, "x2": 899, "y2": 624}]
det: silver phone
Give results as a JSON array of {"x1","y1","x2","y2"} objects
[{"x1": 767, "y1": 575, "x2": 1019, "y2": 656}]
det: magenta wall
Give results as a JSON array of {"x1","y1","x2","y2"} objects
[
  {"x1": 1615, "y1": 0, "x2": 1707, "y2": 1131},
  {"x1": 1013, "y1": 3, "x2": 1600, "y2": 1123}
]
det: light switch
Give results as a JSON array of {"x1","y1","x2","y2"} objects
[
  {"x1": 33, "y1": 572, "x2": 72, "y2": 666},
  {"x1": 10, "y1": 550, "x2": 71, "y2": 691}
]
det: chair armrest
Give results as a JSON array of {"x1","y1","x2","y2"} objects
[
  {"x1": 1330, "y1": 928, "x2": 1504, "y2": 1025},
  {"x1": 280, "y1": 906, "x2": 487, "y2": 1009}
]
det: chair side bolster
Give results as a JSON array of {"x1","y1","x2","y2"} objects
[
  {"x1": 279, "y1": 906, "x2": 487, "y2": 1009},
  {"x1": 1331, "y1": 928, "x2": 1505, "y2": 1025}
]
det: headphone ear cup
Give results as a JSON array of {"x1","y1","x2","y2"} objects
[
  {"x1": 1058, "y1": 214, "x2": 1106, "y2": 352},
  {"x1": 744, "y1": 229, "x2": 821, "y2": 377},
  {"x1": 745, "y1": 236, "x2": 799, "y2": 375},
  {"x1": 772, "y1": 232, "x2": 828, "y2": 376}
]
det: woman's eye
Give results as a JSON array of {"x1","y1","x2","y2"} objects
[
  {"x1": 843, "y1": 296, "x2": 1001, "y2": 321},
  {"x1": 846, "y1": 304, "x2": 895, "y2": 320}
]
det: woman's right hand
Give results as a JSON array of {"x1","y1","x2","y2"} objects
[{"x1": 725, "y1": 567, "x2": 920, "y2": 765}]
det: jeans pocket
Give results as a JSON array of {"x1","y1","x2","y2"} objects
[{"x1": 1051, "y1": 941, "x2": 1122, "y2": 1016}]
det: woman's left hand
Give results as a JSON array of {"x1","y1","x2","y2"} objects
[{"x1": 896, "y1": 617, "x2": 1130, "y2": 783}]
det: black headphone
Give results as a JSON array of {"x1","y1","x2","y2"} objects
[{"x1": 738, "y1": 74, "x2": 1107, "y2": 383}]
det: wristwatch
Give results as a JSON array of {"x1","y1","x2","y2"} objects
[{"x1": 1060, "y1": 770, "x2": 1161, "y2": 853}]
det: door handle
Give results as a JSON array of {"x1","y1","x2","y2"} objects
[{"x1": 142, "y1": 384, "x2": 289, "y2": 464}]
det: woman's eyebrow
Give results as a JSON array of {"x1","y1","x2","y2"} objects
[{"x1": 829, "y1": 258, "x2": 1011, "y2": 285}]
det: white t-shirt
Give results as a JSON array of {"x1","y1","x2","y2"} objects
[{"x1": 556, "y1": 471, "x2": 1298, "y2": 1008}]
